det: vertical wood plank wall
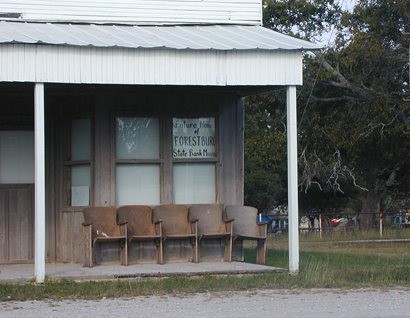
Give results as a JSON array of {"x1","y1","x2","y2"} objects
[
  {"x1": 0, "y1": 85, "x2": 245, "y2": 264},
  {"x1": 0, "y1": 185, "x2": 34, "y2": 263}
]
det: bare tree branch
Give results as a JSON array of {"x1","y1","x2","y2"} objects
[{"x1": 311, "y1": 95, "x2": 356, "y2": 102}]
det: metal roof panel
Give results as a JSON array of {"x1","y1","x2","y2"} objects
[{"x1": 0, "y1": 21, "x2": 321, "y2": 51}]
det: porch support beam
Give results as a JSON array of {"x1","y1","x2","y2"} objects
[
  {"x1": 287, "y1": 85, "x2": 299, "y2": 274},
  {"x1": 34, "y1": 83, "x2": 46, "y2": 283}
]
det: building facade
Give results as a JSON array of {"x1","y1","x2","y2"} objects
[{"x1": 0, "y1": 0, "x2": 317, "y2": 280}]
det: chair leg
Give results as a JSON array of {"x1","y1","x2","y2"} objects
[
  {"x1": 157, "y1": 239, "x2": 164, "y2": 265},
  {"x1": 192, "y1": 238, "x2": 199, "y2": 263},
  {"x1": 121, "y1": 239, "x2": 128, "y2": 266},
  {"x1": 225, "y1": 236, "x2": 233, "y2": 262},
  {"x1": 256, "y1": 239, "x2": 266, "y2": 265},
  {"x1": 84, "y1": 226, "x2": 93, "y2": 267}
]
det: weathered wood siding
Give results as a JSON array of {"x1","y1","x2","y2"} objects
[
  {"x1": 0, "y1": 0, "x2": 262, "y2": 25},
  {"x1": 1, "y1": 85, "x2": 246, "y2": 264},
  {"x1": 0, "y1": 45, "x2": 303, "y2": 86},
  {"x1": 51, "y1": 87, "x2": 244, "y2": 263},
  {"x1": 0, "y1": 185, "x2": 34, "y2": 263}
]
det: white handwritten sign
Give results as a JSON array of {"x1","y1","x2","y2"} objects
[{"x1": 173, "y1": 118, "x2": 216, "y2": 159}]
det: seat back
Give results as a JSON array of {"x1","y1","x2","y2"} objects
[
  {"x1": 117, "y1": 205, "x2": 155, "y2": 237},
  {"x1": 189, "y1": 204, "x2": 226, "y2": 235},
  {"x1": 83, "y1": 207, "x2": 121, "y2": 237},
  {"x1": 224, "y1": 205, "x2": 260, "y2": 237},
  {"x1": 153, "y1": 204, "x2": 191, "y2": 236}
]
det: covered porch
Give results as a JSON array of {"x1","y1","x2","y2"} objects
[{"x1": 0, "y1": 22, "x2": 319, "y2": 282}]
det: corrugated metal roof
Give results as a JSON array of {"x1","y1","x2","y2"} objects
[{"x1": 0, "y1": 21, "x2": 320, "y2": 51}]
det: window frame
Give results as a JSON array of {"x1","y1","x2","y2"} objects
[
  {"x1": 171, "y1": 115, "x2": 220, "y2": 204},
  {"x1": 61, "y1": 114, "x2": 94, "y2": 211},
  {"x1": 111, "y1": 112, "x2": 220, "y2": 205},
  {"x1": 112, "y1": 113, "x2": 164, "y2": 206}
]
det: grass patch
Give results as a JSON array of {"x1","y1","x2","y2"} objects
[{"x1": 1, "y1": 237, "x2": 409, "y2": 301}]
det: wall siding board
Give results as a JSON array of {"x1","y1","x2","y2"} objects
[
  {"x1": 0, "y1": 45, "x2": 303, "y2": 86},
  {"x1": 235, "y1": 98, "x2": 244, "y2": 204},
  {"x1": 0, "y1": 0, "x2": 262, "y2": 25},
  {"x1": 0, "y1": 189, "x2": 8, "y2": 261},
  {"x1": 8, "y1": 186, "x2": 34, "y2": 261}
]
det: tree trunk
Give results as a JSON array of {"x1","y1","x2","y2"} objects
[{"x1": 359, "y1": 191, "x2": 380, "y2": 231}]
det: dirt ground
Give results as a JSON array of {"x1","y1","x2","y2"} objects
[{"x1": 1, "y1": 288, "x2": 409, "y2": 318}]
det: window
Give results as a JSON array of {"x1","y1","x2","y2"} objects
[
  {"x1": 172, "y1": 117, "x2": 217, "y2": 204},
  {"x1": 63, "y1": 118, "x2": 92, "y2": 207},
  {"x1": 0, "y1": 131, "x2": 34, "y2": 184},
  {"x1": 115, "y1": 117, "x2": 161, "y2": 205}
]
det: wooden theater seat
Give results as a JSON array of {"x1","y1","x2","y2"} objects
[
  {"x1": 153, "y1": 204, "x2": 198, "y2": 263},
  {"x1": 224, "y1": 205, "x2": 267, "y2": 265},
  {"x1": 117, "y1": 205, "x2": 163, "y2": 264},
  {"x1": 189, "y1": 204, "x2": 233, "y2": 262},
  {"x1": 82, "y1": 207, "x2": 127, "y2": 267}
]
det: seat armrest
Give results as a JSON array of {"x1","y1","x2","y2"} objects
[
  {"x1": 225, "y1": 219, "x2": 234, "y2": 234},
  {"x1": 258, "y1": 222, "x2": 268, "y2": 237},
  {"x1": 82, "y1": 222, "x2": 92, "y2": 227},
  {"x1": 155, "y1": 220, "x2": 163, "y2": 236},
  {"x1": 118, "y1": 221, "x2": 128, "y2": 226},
  {"x1": 119, "y1": 222, "x2": 127, "y2": 237},
  {"x1": 190, "y1": 219, "x2": 198, "y2": 236}
]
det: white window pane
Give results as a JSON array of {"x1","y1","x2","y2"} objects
[
  {"x1": 71, "y1": 118, "x2": 91, "y2": 161},
  {"x1": 116, "y1": 117, "x2": 160, "y2": 159},
  {"x1": 116, "y1": 164, "x2": 160, "y2": 205},
  {"x1": 72, "y1": 165, "x2": 91, "y2": 187},
  {"x1": 71, "y1": 165, "x2": 91, "y2": 207},
  {"x1": 0, "y1": 131, "x2": 34, "y2": 184},
  {"x1": 173, "y1": 163, "x2": 215, "y2": 204}
]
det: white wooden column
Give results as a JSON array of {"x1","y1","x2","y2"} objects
[
  {"x1": 34, "y1": 83, "x2": 46, "y2": 283},
  {"x1": 287, "y1": 85, "x2": 299, "y2": 274}
]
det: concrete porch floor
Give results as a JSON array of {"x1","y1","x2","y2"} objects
[{"x1": 0, "y1": 262, "x2": 284, "y2": 283}]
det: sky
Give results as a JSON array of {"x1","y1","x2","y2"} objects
[{"x1": 317, "y1": 0, "x2": 357, "y2": 46}]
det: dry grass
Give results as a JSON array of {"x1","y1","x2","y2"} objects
[{"x1": 1, "y1": 231, "x2": 409, "y2": 301}]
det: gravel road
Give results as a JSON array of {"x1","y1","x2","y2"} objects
[{"x1": 1, "y1": 289, "x2": 409, "y2": 318}]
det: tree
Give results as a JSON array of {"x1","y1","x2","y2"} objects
[
  {"x1": 245, "y1": 0, "x2": 410, "y2": 229},
  {"x1": 299, "y1": 0, "x2": 410, "y2": 228},
  {"x1": 244, "y1": 0, "x2": 342, "y2": 211},
  {"x1": 244, "y1": 91, "x2": 288, "y2": 211}
]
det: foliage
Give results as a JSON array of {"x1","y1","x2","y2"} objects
[
  {"x1": 299, "y1": 0, "x2": 410, "y2": 221},
  {"x1": 262, "y1": 0, "x2": 341, "y2": 40},
  {"x1": 245, "y1": 0, "x2": 342, "y2": 211},
  {"x1": 245, "y1": 0, "x2": 410, "y2": 221},
  {"x1": 244, "y1": 90, "x2": 288, "y2": 210}
]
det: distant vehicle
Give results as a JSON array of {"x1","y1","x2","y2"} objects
[
  {"x1": 330, "y1": 217, "x2": 348, "y2": 226},
  {"x1": 256, "y1": 206, "x2": 288, "y2": 233}
]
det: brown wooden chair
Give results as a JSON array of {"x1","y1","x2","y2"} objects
[
  {"x1": 117, "y1": 205, "x2": 163, "y2": 264},
  {"x1": 189, "y1": 204, "x2": 233, "y2": 262},
  {"x1": 224, "y1": 205, "x2": 267, "y2": 265},
  {"x1": 153, "y1": 204, "x2": 198, "y2": 263},
  {"x1": 82, "y1": 207, "x2": 127, "y2": 267}
]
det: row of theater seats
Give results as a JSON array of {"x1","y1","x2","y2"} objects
[{"x1": 82, "y1": 204, "x2": 267, "y2": 267}]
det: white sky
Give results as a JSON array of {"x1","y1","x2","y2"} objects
[
  {"x1": 341, "y1": 0, "x2": 357, "y2": 11},
  {"x1": 316, "y1": 0, "x2": 357, "y2": 46}
]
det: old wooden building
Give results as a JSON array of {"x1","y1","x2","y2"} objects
[{"x1": 0, "y1": 0, "x2": 318, "y2": 281}]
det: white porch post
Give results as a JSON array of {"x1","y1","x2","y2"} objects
[
  {"x1": 287, "y1": 85, "x2": 299, "y2": 274},
  {"x1": 34, "y1": 83, "x2": 46, "y2": 283}
]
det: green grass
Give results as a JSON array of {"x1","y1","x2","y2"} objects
[{"x1": 1, "y1": 237, "x2": 409, "y2": 301}]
